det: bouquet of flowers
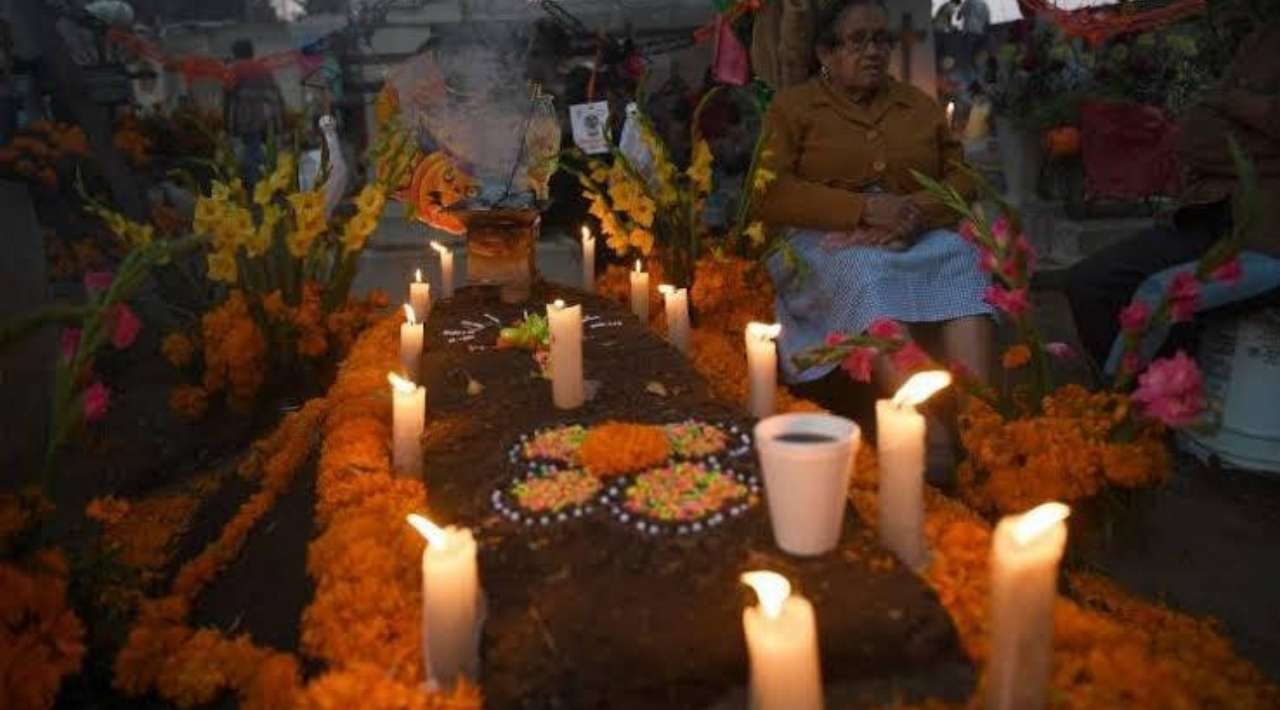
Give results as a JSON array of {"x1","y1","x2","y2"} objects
[
  {"x1": 794, "y1": 139, "x2": 1258, "y2": 514},
  {"x1": 561, "y1": 86, "x2": 776, "y2": 287}
]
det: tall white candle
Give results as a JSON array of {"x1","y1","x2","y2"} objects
[
  {"x1": 410, "y1": 268, "x2": 432, "y2": 321},
  {"x1": 745, "y1": 322, "x2": 781, "y2": 418},
  {"x1": 431, "y1": 241, "x2": 455, "y2": 299},
  {"x1": 546, "y1": 299, "x2": 584, "y2": 409},
  {"x1": 946, "y1": 101, "x2": 956, "y2": 129},
  {"x1": 658, "y1": 284, "x2": 690, "y2": 354},
  {"x1": 741, "y1": 571, "x2": 823, "y2": 710},
  {"x1": 407, "y1": 514, "x2": 480, "y2": 688},
  {"x1": 580, "y1": 226, "x2": 596, "y2": 293},
  {"x1": 399, "y1": 304, "x2": 424, "y2": 382},
  {"x1": 388, "y1": 372, "x2": 425, "y2": 477},
  {"x1": 989, "y1": 502, "x2": 1070, "y2": 710},
  {"x1": 875, "y1": 370, "x2": 951, "y2": 570},
  {"x1": 629, "y1": 260, "x2": 650, "y2": 323}
]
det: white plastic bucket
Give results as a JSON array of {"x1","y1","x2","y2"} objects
[{"x1": 1180, "y1": 307, "x2": 1280, "y2": 475}]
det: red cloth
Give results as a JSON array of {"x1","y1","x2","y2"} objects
[
  {"x1": 1080, "y1": 100, "x2": 1182, "y2": 200},
  {"x1": 711, "y1": 14, "x2": 750, "y2": 86}
]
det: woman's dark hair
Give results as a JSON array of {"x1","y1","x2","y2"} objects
[{"x1": 814, "y1": 0, "x2": 889, "y2": 51}]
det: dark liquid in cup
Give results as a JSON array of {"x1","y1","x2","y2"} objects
[{"x1": 773, "y1": 432, "x2": 837, "y2": 444}]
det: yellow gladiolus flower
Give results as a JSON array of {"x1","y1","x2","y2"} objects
[
  {"x1": 341, "y1": 211, "x2": 379, "y2": 252},
  {"x1": 629, "y1": 196, "x2": 655, "y2": 229},
  {"x1": 286, "y1": 228, "x2": 318, "y2": 258},
  {"x1": 253, "y1": 178, "x2": 277, "y2": 206},
  {"x1": 752, "y1": 166, "x2": 777, "y2": 193},
  {"x1": 744, "y1": 221, "x2": 766, "y2": 247},
  {"x1": 206, "y1": 250, "x2": 238, "y2": 284},
  {"x1": 589, "y1": 165, "x2": 610, "y2": 183},
  {"x1": 193, "y1": 197, "x2": 222, "y2": 236},
  {"x1": 689, "y1": 140, "x2": 713, "y2": 195},
  {"x1": 354, "y1": 184, "x2": 387, "y2": 216},
  {"x1": 628, "y1": 227, "x2": 654, "y2": 255}
]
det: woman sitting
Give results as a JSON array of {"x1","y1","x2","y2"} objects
[{"x1": 759, "y1": 0, "x2": 993, "y2": 404}]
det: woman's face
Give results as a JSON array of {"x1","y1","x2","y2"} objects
[{"x1": 817, "y1": 5, "x2": 893, "y2": 94}]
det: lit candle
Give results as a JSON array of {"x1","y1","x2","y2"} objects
[
  {"x1": 946, "y1": 101, "x2": 956, "y2": 129},
  {"x1": 875, "y1": 370, "x2": 951, "y2": 570},
  {"x1": 629, "y1": 260, "x2": 649, "y2": 322},
  {"x1": 410, "y1": 268, "x2": 432, "y2": 321},
  {"x1": 431, "y1": 241, "x2": 455, "y2": 299},
  {"x1": 745, "y1": 322, "x2": 781, "y2": 418},
  {"x1": 658, "y1": 284, "x2": 690, "y2": 354},
  {"x1": 399, "y1": 304, "x2": 424, "y2": 382},
  {"x1": 388, "y1": 372, "x2": 425, "y2": 477},
  {"x1": 741, "y1": 570, "x2": 823, "y2": 710},
  {"x1": 989, "y1": 502, "x2": 1070, "y2": 710},
  {"x1": 407, "y1": 514, "x2": 481, "y2": 688},
  {"x1": 546, "y1": 298, "x2": 584, "y2": 409},
  {"x1": 580, "y1": 225, "x2": 596, "y2": 293}
]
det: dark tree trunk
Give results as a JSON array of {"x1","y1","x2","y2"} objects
[{"x1": 11, "y1": 0, "x2": 148, "y2": 221}]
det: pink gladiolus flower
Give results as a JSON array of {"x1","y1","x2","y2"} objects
[
  {"x1": 1131, "y1": 351, "x2": 1205, "y2": 428},
  {"x1": 1166, "y1": 271, "x2": 1200, "y2": 323},
  {"x1": 958, "y1": 220, "x2": 979, "y2": 243},
  {"x1": 1121, "y1": 351, "x2": 1141, "y2": 377},
  {"x1": 1210, "y1": 258, "x2": 1243, "y2": 285},
  {"x1": 60, "y1": 328, "x2": 81, "y2": 361},
  {"x1": 983, "y1": 286, "x2": 1030, "y2": 317},
  {"x1": 840, "y1": 346, "x2": 877, "y2": 383},
  {"x1": 84, "y1": 271, "x2": 114, "y2": 294},
  {"x1": 978, "y1": 250, "x2": 999, "y2": 274},
  {"x1": 1119, "y1": 301, "x2": 1151, "y2": 334},
  {"x1": 824, "y1": 332, "x2": 847, "y2": 347},
  {"x1": 110, "y1": 304, "x2": 142, "y2": 350},
  {"x1": 991, "y1": 217, "x2": 1012, "y2": 247},
  {"x1": 867, "y1": 318, "x2": 905, "y2": 341},
  {"x1": 1046, "y1": 342, "x2": 1075, "y2": 360},
  {"x1": 890, "y1": 341, "x2": 930, "y2": 373},
  {"x1": 83, "y1": 382, "x2": 110, "y2": 423}
]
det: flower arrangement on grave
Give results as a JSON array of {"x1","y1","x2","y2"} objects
[
  {"x1": 145, "y1": 137, "x2": 413, "y2": 416},
  {"x1": 561, "y1": 85, "x2": 777, "y2": 287},
  {"x1": 0, "y1": 121, "x2": 91, "y2": 190},
  {"x1": 794, "y1": 140, "x2": 1259, "y2": 515}
]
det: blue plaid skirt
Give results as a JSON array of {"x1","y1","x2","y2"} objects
[{"x1": 767, "y1": 228, "x2": 993, "y2": 383}]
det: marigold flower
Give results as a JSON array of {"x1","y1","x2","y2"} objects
[
  {"x1": 86, "y1": 496, "x2": 131, "y2": 525},
  {"x1": 169, "y1": 385, "x2": 210, "y2": 422},
  {"x1": 1002, "y1": 344, "x2": 1032, "y2": 369},
  {"x1": 578, "y1": 422, "x2": 671, "y2": 477}
]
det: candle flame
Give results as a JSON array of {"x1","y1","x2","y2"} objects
[
  {"x1": 430, "y1": 241, "x2": 450, "y2": 255},
  {"x1": 634, "y1": 259, "x2": 643, "y2": 273},
  {"x1": 387, "y1": 372, "x2": 417, "y2": 395},
  {"x1": 891, "y1": 370, "x2": 952, "y2": 409},
  {"x1": 406, "y1": 513, "x2": 449, "y2": 548},
  {"x1": 741, "y1": 570, "x2": 791, "y2": 619},
  {"x1": 550, "y1": 298, "x2": 566, "y2": 310},
  {"x1": 746, "y1": 322, "x2": 782, "y2": 341},
  {"x1": 403, "y1": 303, "x2": 417, "y2": 325},
  {"x1": 1010, "y1": 502, "x2": 1070, "y2": 547},
  {"x1": 415, "y1": 268, "x2": 423, "y2": 283}
]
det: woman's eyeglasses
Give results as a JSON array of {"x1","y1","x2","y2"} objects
[{"x1": 837, "y1": 30, "x2": 898, "y2": 54}]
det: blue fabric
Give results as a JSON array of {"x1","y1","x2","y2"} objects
[
  {"x1": 1104, "y1": 250, "x2": 1280, "y2": 375},
  {"x1": 767, "y1": 228, "x2": 994, "y2": 383}
]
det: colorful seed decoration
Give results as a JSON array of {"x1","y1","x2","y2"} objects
[
  {"x1": 663, "y1": 420, "x2": 731, "y2": 459},
  {"x1": 512, "y1": 468, "x2": 602, "y2": 512},
  {"x1": 518, "y1": 425, "x2": 588, "y2": 465},
  {"x1": 491, "y1": 465, "x2": 602, "y2": 526},
  {"x1": 601, "y1": 462, "x2": 760, "y2": 536}
]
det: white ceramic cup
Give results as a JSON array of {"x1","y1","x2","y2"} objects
[{"x1": 754, "y1": 413, "x2": 861, "y2": 556}]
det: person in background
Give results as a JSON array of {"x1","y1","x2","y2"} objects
[
  {"x1": 224, "y1": 38, "x2": 284, "y2": 185},
  {"x1": 1064, "y1": 13, "x2": 1280, "y2": 372},
  {"x1": 758, "y1": 0, "x2": 993, "y2": 435},
  {"x1": 933, "y1": 0, "x2": 960, "y2": 34}
]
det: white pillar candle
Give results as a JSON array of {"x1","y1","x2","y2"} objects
[
  {"x1": 989, "y1": 502, "x2": 1071, "y2": 710},
  {"x1": 580, "y1": 226, "x2": 596, "y2": 293},
  {"x1": 946, "y1": 101, "x2": 956, "y2": 129},
  {"x1": 745, "y1": 322, "x2": 781, "y2": 418},
  {"x1": 407, "y1": 514, "x2": 481, "y2": 688},
  {"x1": 875, "y1": 370, "x2": 952, "y2": 570},
  {"x1": 388, "y1": 373, "x2": 425, "y2": 477},
  {"x1": 410, "y1": 268, "x2": 432, "y2": 321},
  {"x1": 741, "y1": 571, "x2": 823, "y2": 710},
  {"x1": 399, "y1": 304, "x2": 424, "y2": 382},
  {"x1": 629, "y1": 260, "x2": 650, "y2": 323},
  {"x1": 658, "y1": 284, "x2": 690, "y2": 354},
  {"x1": 546, "y1": 299, "x2": 584, "y2": 409},
  {"x1": 431, "y1": 241, "x2": 455, "y2": 299}
]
